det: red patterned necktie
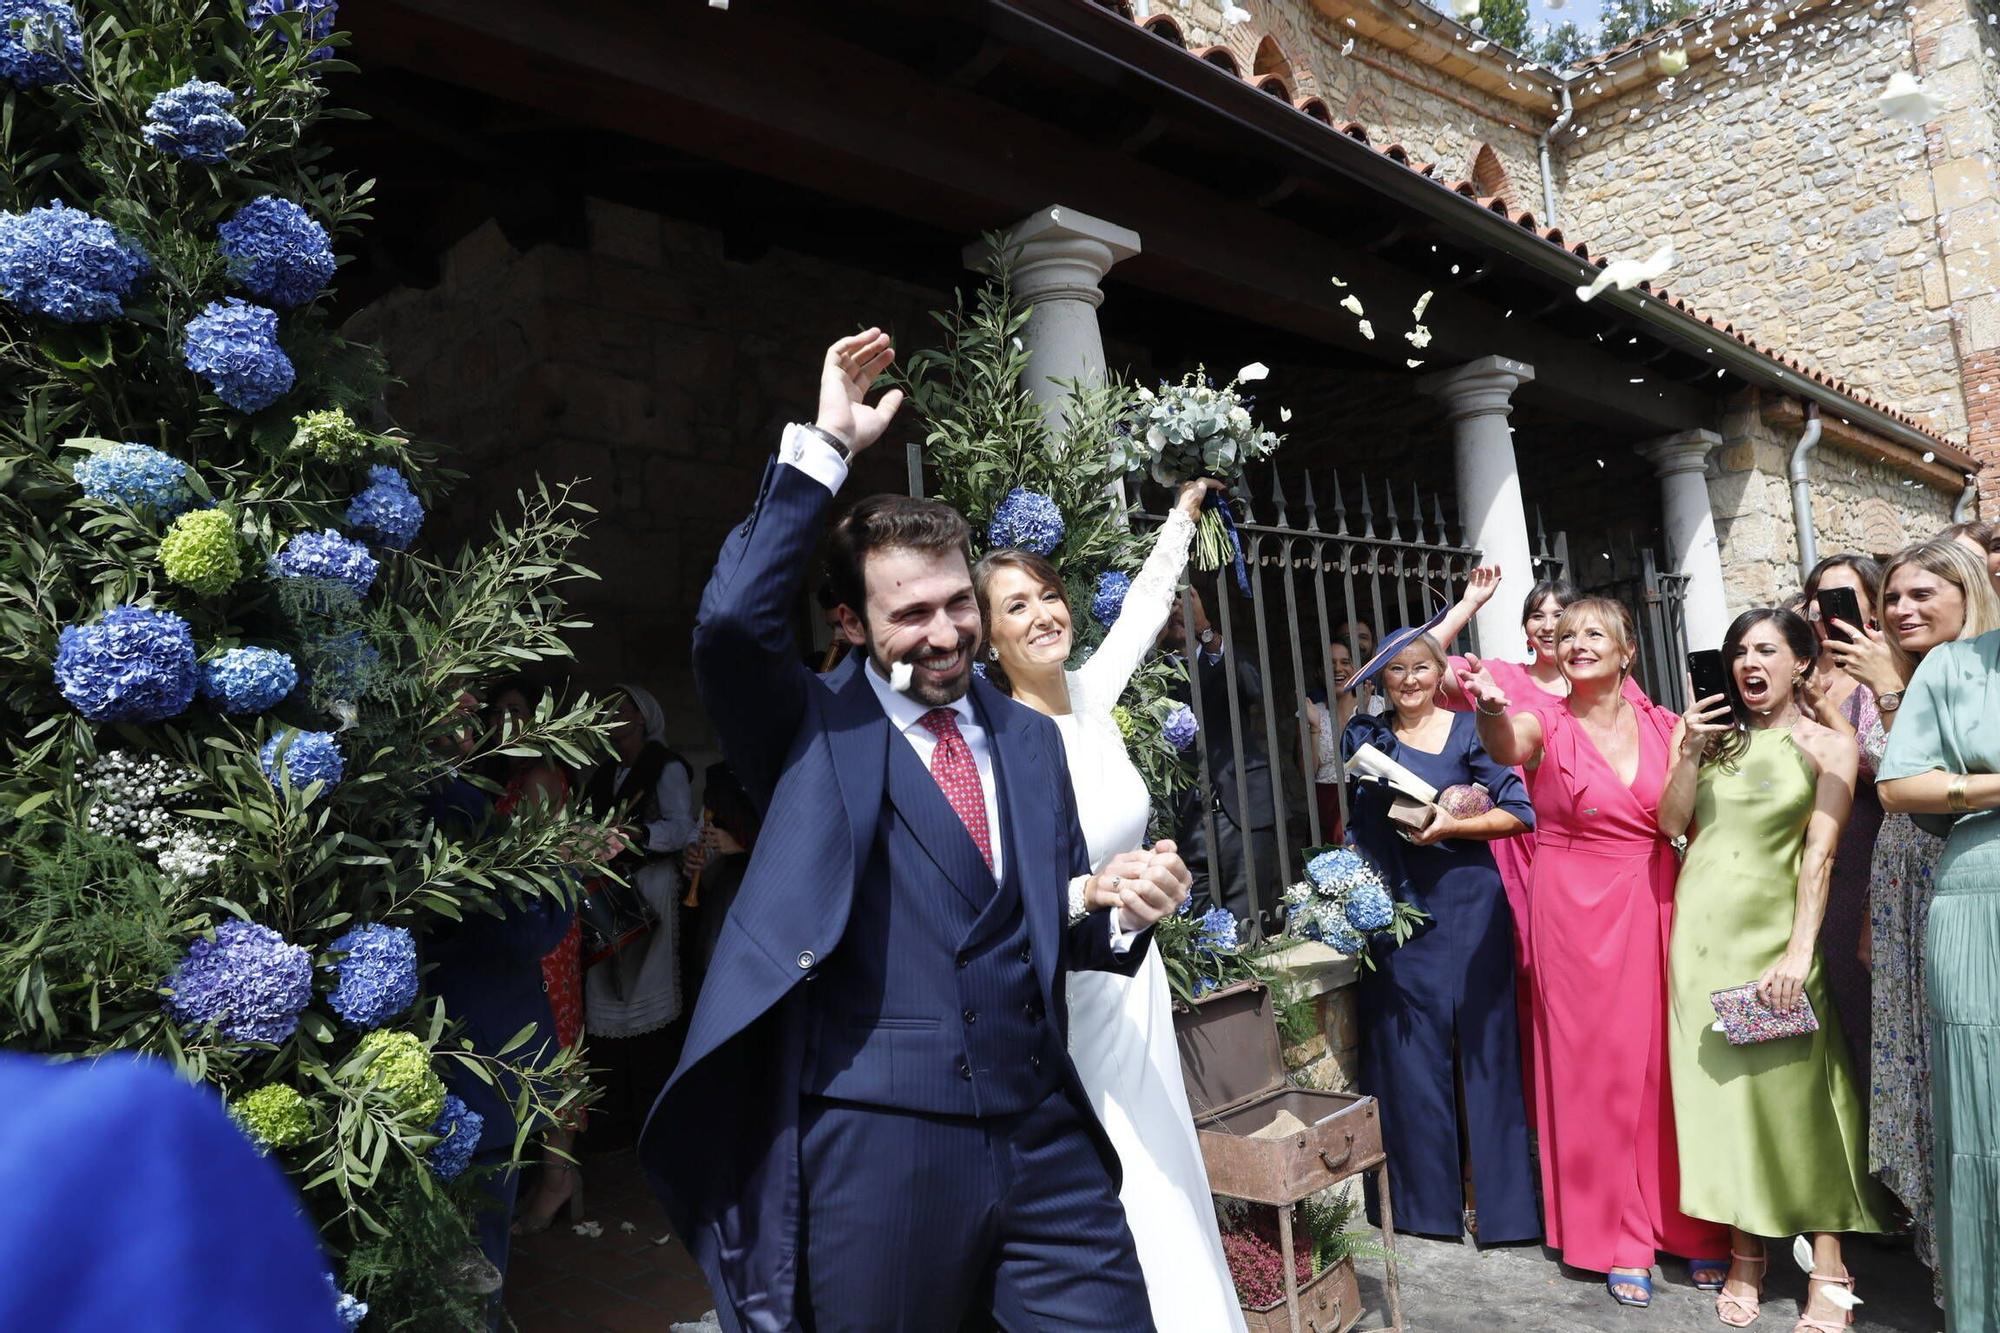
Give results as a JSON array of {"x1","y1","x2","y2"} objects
[{"x1": 918, "y1": 707, "x2": 993, "y2": 870}]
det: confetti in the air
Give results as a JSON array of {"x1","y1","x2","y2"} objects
[
  {"x1": 1659, "y1": 48, "x2": 1688, "y2": 74},
  {"x1": 1879, "y1": 71, "x2": 1945, "y2": 127},
  {"x1": 1358, "y1": 319, "x2": 1375, "y2": 340},
  {"x1": 1469, "y1": 38, "x2": 1489, "y2": 53},
  {"x1": 1280, "y1": 407, "x2": 1293, "y2": 422},
  {"x1": 1576, "y1": 241, "x2": 1674, "y2": 303},
  {"x1": 1405, "y1": 359, "x2": 1425, "y2": 368},
  {"x1": 1238, "y1": 362, "x2": 1270, "y2": 382},
  {"x1": 573, "y1": 1220, "x2": 605, "y2": 1238},
  {"x1": 1450, "y1": 0, "x2": 1479, "y2": 18},
  {"x1": 1342, "y1": 37, "x2": 1356, "y2": 56},
  {"x1": 889, "y1": 660, "x2": 914, "y2": 693},
  {"x1": 1222, "y1": 2, "x2": 1252, "y2": 23},
  {"x1": 1412, "y1": 291, "x2": 1434, "y2": 320},
  {"x1": 708, "y1": 0, "x2": 727, "y2": 8},
  {"x1": 1341, "y1": 295, "x2": 1366, "y2": 318},
  {"x1": 1792, "y1": 1235, "x2": 1814, "y2": 1272},
  {"x1": 1406, "y1": 325, "x2": 1432, "y2": 349}
]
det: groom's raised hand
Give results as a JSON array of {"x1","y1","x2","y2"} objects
[{"x1": 816, "y1": 328, "x2": 904, "y2": 454}]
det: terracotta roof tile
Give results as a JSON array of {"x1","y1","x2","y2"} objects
[{"x1": 1082, "y1": 0, "x2": 1959, "y2": 453}]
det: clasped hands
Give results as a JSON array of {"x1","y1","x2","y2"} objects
[{"x1": 1082, "y1": 840, "x2": 1193, "y2": 930}]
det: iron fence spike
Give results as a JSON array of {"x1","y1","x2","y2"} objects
[{"x1": 1301, "y1": 471, "x2": 1321, "y2": 532}]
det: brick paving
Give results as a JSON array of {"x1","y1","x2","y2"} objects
[{"x1": 506, "y1": 1151, "x2": 1941, "y2": 1332}]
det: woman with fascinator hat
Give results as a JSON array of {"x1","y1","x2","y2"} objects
[{"x1": 1339, "y1": 620, "x2": 1538, "y2": 1246}]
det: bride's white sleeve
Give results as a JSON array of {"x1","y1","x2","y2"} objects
[{"x1": 1073, "y1": 506, "x2": 1197, "y2": 710}]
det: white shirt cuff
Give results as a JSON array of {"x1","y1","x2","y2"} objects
[
  {"x1": 781, "y1": 423, "x2": 850, "y2": 493},
  {"x1": 1108, "y1": 908, "x2": 1143, "y2": 954}
]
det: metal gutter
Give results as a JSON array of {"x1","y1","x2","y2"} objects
[{"x1": 984, "y1": 0, "x2": 1973, "y2": 472}]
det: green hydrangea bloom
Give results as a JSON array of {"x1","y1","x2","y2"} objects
[
  {"x1": 230, "y1": 1082, "x2": 315, "y2": 1149},
  {"x1": 291, "y1": 408, "x2": 373, "y2": 463},
  {"x1": 347, "y1": 1029, "x2": 446, "y2": 1122},
  {"x1": 1111, "y1": 704, "x2": 1136, "y2": 745},
  {"x1": 159, "y1": 508, "x2": 242, "y2": 596}
]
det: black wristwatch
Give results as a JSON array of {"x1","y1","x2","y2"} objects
[{"x1": 799, "y1": 422, "x2": 853, "y2": 459}]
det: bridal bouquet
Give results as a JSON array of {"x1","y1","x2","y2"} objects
[
  {"x1": 1109, "y1": 366, "x2": 1284, "y2": 585},
  {"x1": 1281, "y1": 845, "x2": 1427, "y2": 968}
]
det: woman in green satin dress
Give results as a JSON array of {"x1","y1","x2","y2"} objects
[
  {"x1": 1660, "y1": 608, "x2": 1894, "y2": 1330},
  {"x1": 1880, "y1": 621, "x2": 2000, "y2": 1333}
]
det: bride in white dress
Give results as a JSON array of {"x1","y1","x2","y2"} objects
[{"x1": 974, "y1": 479, "x2": 1247, "y2": 1333}]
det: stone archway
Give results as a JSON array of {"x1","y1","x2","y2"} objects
[{"x1": 1471, "y1": 143, "x2": 1512, "y2": 207}]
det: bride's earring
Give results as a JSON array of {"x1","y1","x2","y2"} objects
[{"x1": 987, "y1": 647, "x2": 999, "y2": 661}]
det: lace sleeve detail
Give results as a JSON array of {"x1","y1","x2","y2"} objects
[{"x1": 1072, "y1": 506, "x2": 1197, "y2": 711}]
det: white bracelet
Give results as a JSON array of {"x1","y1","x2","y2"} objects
[{"x1": 1476, "y1": 698, "x2": 1508, "y2": 717}]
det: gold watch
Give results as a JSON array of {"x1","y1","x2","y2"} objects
[{"x1": 1877, "y1": 691, "x2": 1902, "y2": 713}]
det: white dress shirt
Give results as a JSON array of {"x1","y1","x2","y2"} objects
[{"x1": 780, "y1": 426, "x2": 1139, "y2": 950}]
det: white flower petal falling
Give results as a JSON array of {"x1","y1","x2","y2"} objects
[
  {"x1": 1450, "y1": 0, "x2": 1479, "y2": 19},
  {"x1": 1791, "y1": 1234, "x2": 1814, "y2": 1272},
  {"x1": 1341, "y1": 295, "x2": 1366, "y2": 317},
  {"x1": 889, "y1": 660, "x2": 914, "y2": 693},
  {"x1": 1279, "y1": 407, "x2": 1293, "y2": 422},
  {"x1": 1222, "y1": 2, "x2": 1252, "y2": 23},
  {"x1": 1659, "y1": 48, "x2": 1689, "y2": 74},
  {"x1": 1575, "y1": 241, "x2": 1675, "y2": 302},
  {"x1": 1237, "y1": 362, "x2": 1270, "y2": 382}
]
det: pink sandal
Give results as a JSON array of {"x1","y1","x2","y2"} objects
[
  {"x1": 1792, "y1": 1269, "x2": 1856, "y2": 1332},
  {"x1": 1716, "y1": 1250, "x2": 1766, "y2": 1327}
]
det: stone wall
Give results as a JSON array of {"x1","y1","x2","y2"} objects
[
  {"x1": 1557, "y1": 2, "x2": 1969, "y2": 443},
  {"x1": 343, "y1": 200, "x2": 951, "y2": 757},
  {"x1": 1706, "y1": 390, "x2": 1960, "y2": 610},
  {"x1": 1159, "y1": 0, "x2": 1549, "y2": 203}
]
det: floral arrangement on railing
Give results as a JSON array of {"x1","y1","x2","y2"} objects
[
  {"x1": 0, "y1": 4, "x2": 607, "y2": 1327},
  {"x1": 1152, "y1": 896, "x2": 1271, "y2": 1006},
  {"x1": 1109, "y1": 367, "x2": 1284, "y2": 590},
  {"x1": 1281, "y1": 846, "x2": 1429, "y2": 968},
  {"x1": 900, "y1": 246, "x2": 1199, "y2": 831}
]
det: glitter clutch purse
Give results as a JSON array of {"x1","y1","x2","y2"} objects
[{"x1": 1708, "y1": 982, "x2": 1819, "y2": 1046}]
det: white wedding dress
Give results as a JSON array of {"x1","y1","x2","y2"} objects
[{"x1": 1057, "y1": 506, "x2": 1247, "y2": 1333}]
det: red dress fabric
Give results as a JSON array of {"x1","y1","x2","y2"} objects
[
  {"x1": 496, "y1": 770, "x2": 585, "y2": 1051},
  {"x1": 1515, "y1": 688, "x2": 1727, "y2": 1273}
]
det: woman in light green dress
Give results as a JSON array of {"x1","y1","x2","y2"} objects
[
  {"x1": 1661, "y1": 608, "x2": 1894, "y2": 1330},
  {"x1": 1880, "y1": 622, "x2": 2000, "y2": 1333}
]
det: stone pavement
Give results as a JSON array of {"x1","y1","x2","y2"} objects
[{"x1": 506, "y1": 1150, "x2": 1943, "y2": 1332}]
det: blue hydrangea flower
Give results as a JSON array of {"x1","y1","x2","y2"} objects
[
  {"x1": 1344, "y1": 881, "x2": 1395, "y2": 933},
  {"x1": 72, "y1": 442, "x2": 193, "y2": 517},
  {"x1": 425, "y1": 1093, "x2": 484, "y2": 1182},
  {"x1": 1306, "y1": 846, "x2": 1378, "y2": 894},
  {"x1": 1089, "y1": 570, "x2": 1131, "y2": 628},
  {"x1": 1163, "y1": 703, "x2": 1198, "y2": 752},
  {"x1": 141, "y1": 80, "x2": 245, "y2": 163},
  {"x1": 54, "y1": 605, "x2": 197, "y2": 722},
  {"x1": 302, "y1": 629, "x2": 381, "y2": 700},
  {"x1": 1193, "y1": 976, "x2": 1218, "y2": 998},
  {"x1": 268, "y1": 529, "x2": 378, "y2": 595},
  {"x1": 165, "y1": 919, "x2": 313, "y2": 1044},
  {"x1": 0, "y1": 0, "x2": 81, "y2": 89},
  {"x1": 259, "y1": 729, "x2": 343, "y2": 795},
  {"x1": 323, "y1": 1275, "x2": 367, "y2": 1332},
  {"x1": 1325, "y1": 920, "x2": 1366, "y2": 956},
  {"x1": 1195, "y1": 906, "x2": 1239, "y2": 955},
  {"x1": 246, "y1": 0, "x2": 338, "y2": 60},
  {"x1": 986, "y1": 487, "x2": 1065, "y2": 556},
  {"x1": 199, "y1": 647, "x2": 298, "y2": 715},
  {"x1": 217, "y1": 196, "x2": 335, "y2": 309},
  {"x1": 184, "y1": 299, "x2": 294, "y2": 412},
  {"x1": 346, "y1": 465, "x2": 423, "y2": 549},
  {"x1": 325, "y1": 923, "x2": 418, "y2": 1029},
  {"x1": 0, "y1": 200, "x2": 149, "y2": 324}
]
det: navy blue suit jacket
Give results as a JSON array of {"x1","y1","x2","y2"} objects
[{"x1": 640, "y1": 457, "x2": 1149, "y2": 1332}]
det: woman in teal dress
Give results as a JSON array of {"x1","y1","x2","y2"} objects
[
  {"x1": 1660, "y1": 608, "x2": 1894, "y2": 1330},
  {"x1": 1880, "y1": 622, "x2": 2000, "y2": 1333}
]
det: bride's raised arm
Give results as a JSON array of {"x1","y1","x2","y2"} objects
[{"x1": 1072, "y1": 480, "x2": 1218, "y2": 708}]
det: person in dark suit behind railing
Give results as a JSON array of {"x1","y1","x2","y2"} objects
[{"x1": 1160, "y1": 582, "x2": 1283, "y2": 928}]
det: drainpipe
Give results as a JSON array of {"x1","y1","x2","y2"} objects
[
  {"x1": 1789, "y1": 401, "x2": 1823, "y2": 581},
  {"x1": 1955, "y1": 474, "x2": 1979, "y2": 522},
  {"x1": 1537, "y1": 83, "x2": 1573, "y2": 229}
]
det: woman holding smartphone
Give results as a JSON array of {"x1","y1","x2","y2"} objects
[
  {"x1": 1824, "y1": 539, "x2": 2000, "y2": 1304},
  {"x1": 1660, "y1": 608, "x2": 1893, "y2": 1329}
]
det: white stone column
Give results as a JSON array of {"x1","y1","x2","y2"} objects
[
  {"x1": 1639, "y1": 429, "x2": 1731, "y2": 652},
  {"x1": 1419, "y1": 356, "x2": 1537, "y2": 661},
  {"x1": 964, "y1": 206, "x2": 1140, "y2": 426}
]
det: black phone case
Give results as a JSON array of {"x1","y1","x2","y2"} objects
[
  {"x1": 1816, "y1": 587, "x2": 1865, "y2": 639},
  {"x1": 1687, "y1": 650, "x2": 1729, "y2": 705}
]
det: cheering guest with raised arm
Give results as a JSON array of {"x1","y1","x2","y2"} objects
[
  {"x1": 1657, "y1": 608, "x2": 1893, "y2": 1330},
  {"x1": 640, "y1": 328, "x2": 1190, "y2": 1333},
  {"x1": 974, "y1": 475, "x2": 1244, "y2": 1333},
  {"x1": 1461, "y1": 598, "x2": 1728, "y2": 1309}
]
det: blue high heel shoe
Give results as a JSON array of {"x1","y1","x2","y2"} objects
[{"x1": 1606, "y1": 1269, "x2": 1653, "y2": 1308}]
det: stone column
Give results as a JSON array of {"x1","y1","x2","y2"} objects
[
  {"x1": 1639, "y1": 430, "x2": 1731, "y2": 652},
  {"x1": 964, "y1": 206, "x2": 1140, "y2": 426},
  {"x1": 1419, "y1": 356, "x2": 1537, "y2": 661}
]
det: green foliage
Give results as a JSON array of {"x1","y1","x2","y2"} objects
[
  {"x1": 1301, "y1": 1187, "x2": 1392, "y2": 1275},
  {"x1": 1151, "y1": 910, "x2": 1272, "y2": 1008},
  {"x1": 1596, "y1": 0, "x2": 1701, "y2": 50},
  {"x1": 1532, "y1": 20, "x2": 1595, "y2": 66},
  {"x1": 0, "y1": 4, "x2": 612, "y2": 1323},
  {"x1": 1474, "y1": 0, "x2": 1534, "y2": 53}
]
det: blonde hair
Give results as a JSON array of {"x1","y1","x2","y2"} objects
[
  {"x1": 1879, "y1": 539, "x2": 2000, "y2": 676},
  {"x1": 1554, "y1": 596, "x2": 1637, "y2": 680}
]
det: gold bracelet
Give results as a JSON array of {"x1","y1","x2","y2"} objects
[{"x1": 1948, "y1": 774, "x2": 1971, "y2": 814}]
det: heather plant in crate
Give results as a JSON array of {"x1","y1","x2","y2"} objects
[{"x1": 0, "y1": 4, "x2": 610, "y2": 1326}]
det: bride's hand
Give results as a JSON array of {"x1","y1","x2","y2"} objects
[
  {"x1": 1091, "y1": 849, "x2": 1154, "y2": 910},
  {"x1": 1175, "y1": 478, "x2": 1226, "y2": 518}
]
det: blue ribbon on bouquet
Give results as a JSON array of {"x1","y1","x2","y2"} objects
[{"x1": 1205, "y1": 489, "x2": 1252, "y2": 597}]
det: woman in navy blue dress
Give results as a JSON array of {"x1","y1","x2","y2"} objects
[{"x1": 1342, "y1": 626, "x2": 1538, "y2": 1243}]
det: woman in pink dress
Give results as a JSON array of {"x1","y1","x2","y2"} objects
[{"x1": 1463, "y1": 597, "x2": 1728, "y2": 1308}]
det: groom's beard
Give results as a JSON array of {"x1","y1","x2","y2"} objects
[{"x1": 867, "y1": 629, "x2": 978, "y2": 707}]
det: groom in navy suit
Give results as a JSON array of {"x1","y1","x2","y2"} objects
[{"x1": 641, "y1": 329, "x2": 1191, "y2": 1332}]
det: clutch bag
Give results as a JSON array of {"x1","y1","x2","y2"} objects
[{"x1": 1708, "y1": 982, "x2": 1818, "y2": 1045}]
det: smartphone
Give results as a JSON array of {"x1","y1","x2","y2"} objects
[
  {"x1": 1816, "y1": 585, "x2": 1865, "y2": 641},
  {"x1": 1687, "y1": 649, "x2": 1730, "y2": 707}
]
